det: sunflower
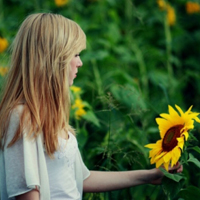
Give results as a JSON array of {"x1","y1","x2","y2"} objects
[{"x1": 145, "y1": 105, "x2": 200, "y2": 170}]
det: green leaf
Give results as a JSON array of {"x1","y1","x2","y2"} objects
[
  {"x1": 82, "y1": 50, "x2": 109, "y2": 61},
  {"x1": 188, "y1": 132, "x2": 199, "y2": 143},
  {"x1": 180, "y1": 150, "x2": 189, "y2": 164},
  {"x1": 110, "y1": 84, "x2": 146, "y2": 110},
  {"x1": 149, "y1": 70, "x2": 178, "y2": 89},
  {"x1": 192, "y1": 146, "x2": 200, "y2": 154},
  {"x1": 188, "y1": 153, "x2": 200, "y2": 168},
  {"x1": 77, "y1": 128, "x2": 88, "y2": 149},
  {"x1": 161, "y1": 176, "x2": 185, "y2": 200},
  {"x1": 160, "y1": 167, "x2": 183, "y2": 182},
  {"x1": 178, "y1": 186, "x2": 200, "y2": 200},
  {"x1": 82, "y1": 111, "x2": 100, "y2": 127}
]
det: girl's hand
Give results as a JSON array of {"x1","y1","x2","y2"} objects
[
  {"x1": 83, "y1": 163, "x2": 183, "y2": 193},
  {"x1": 150, "y1": 162, "x2": 183, "y2": 185}
]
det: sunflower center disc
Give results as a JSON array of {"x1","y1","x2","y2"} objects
[{"x1": 162, "y1": 125, "x2": 184, "y2": 151}]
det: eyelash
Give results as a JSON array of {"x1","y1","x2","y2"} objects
[{"x1": 75, "y1": 54, "x2": 80, "y2": 57}]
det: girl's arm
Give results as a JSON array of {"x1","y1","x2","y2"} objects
[
  {"x1": 16, "y1": 190, "x2": 39, "y2": 200},
  {"x1": 83, "y1": 164, "x2": 183, "y2": 193}
]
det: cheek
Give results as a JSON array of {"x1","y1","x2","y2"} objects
[
  {"x1": 68, "y1": 71, "x2": 73, "y2": 86},
  {"x1": 69, "y1": 61, "x2": 74, "y2": 74},
  {"x1": 71, "y1": 59, "x2": 76, "y2": 68},
  {"x1": 70, "y1": 57, "x2": 76, "y2": 67},
  {"x1": 68, "y1": 64, "x2": 75, "y2": 84}
]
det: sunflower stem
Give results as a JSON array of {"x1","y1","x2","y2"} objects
[{"x1": 164, "y1": 11, "x2": 173, "y2": 92}]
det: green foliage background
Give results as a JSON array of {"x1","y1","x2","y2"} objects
[{"x1": 1, "y1": 0, "x2": 200, "y2": 199}]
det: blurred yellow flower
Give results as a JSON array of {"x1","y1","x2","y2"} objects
[
  {"x1": 186, "y1": 2, "x2": 200, "y2": 14},
  {"x1": 55, "y1": 0, "x2": 69, "y2": 7},
  {"x1": 167, "y1": 5, "x2": 176, "y2": 26},
  {"x1": 157, "y1": 0, "x2": 167, "y2": 10},
  {"x1": 145, "y1": 105, "x2": 200, "y2": 170},
  {"x1": 0, "y1": 67, "x2": 9, "y2": 76},
  {"x1": 72, "y1": 98, "x2": 86, "y2": 119},
  {"x1": 70, "y1": 86, "x2": 81, "y2": 93},
  {"x1": 157, "y1": 0, "x2": 176, "y2": 26},
  {"x1": 75, "y1": 108, "x2": 86, "y2": 119},
  {"x1": 0, "y1": 37, "x2": 9, "y2": 53}
]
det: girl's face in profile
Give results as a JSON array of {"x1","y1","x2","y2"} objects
[{"x1": 69, "y1": 53, "x2": 83, "y2": 86}]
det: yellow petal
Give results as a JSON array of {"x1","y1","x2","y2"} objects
[
  {"x1": 194, "y1": 116, "x2": 200, "y2": 123},
  {"x1": 156, "y1": 157, "x2": 165, "y2": 168},
  {"x1": 168, "y1": 105, "x2": 180, "y2": 118},
  {"x1": 182, "y1": 131, "x2": 189, "y2": 141},
  {"x1": 177, "y1": 137, "x2": 184, "y2": 150},
  {"x1": 145, "y1": 140, "x2": 162, "y2": 149},
  {"x1": 149, "y1": 147, "x2": 163, "y2": 158},
  {"x1": 185, "y1": 105, "x2": 193, "y2": 114},
  {"x1": 163, "y1": 151, "x2": 173, "y2": 163},
  {"x1": 171, "y1": 147, "x2": 181, "y2": 167},
  {"x1": 175, "y1": 104, "x2": 185, "y2": 116},
  {"x1": 164, "y1": 160, "x2": 170, "y2": 171},
  {"x1": 160, "y1": 113, "x2": 171, "y2": 120}
]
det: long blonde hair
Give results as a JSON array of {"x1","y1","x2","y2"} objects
[{"x1": 0, "y1": 13, "x2": 86, "y2": 156}]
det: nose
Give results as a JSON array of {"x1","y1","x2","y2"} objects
[{"x1": 78, "y1": 57, "x2": 83, "y2": 67}]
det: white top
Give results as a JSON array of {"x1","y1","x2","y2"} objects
[
  {"x1": 45, "y1": 132, "x2": 80, "y2": 200},
  {"x1": 0, "y1": 106, "x2": 90, "y2": 200}
]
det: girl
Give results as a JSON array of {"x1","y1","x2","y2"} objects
[{"x1": 0, "y1": 13, "x2": 182, "y2": 200}]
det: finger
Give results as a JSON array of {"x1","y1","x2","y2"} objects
[
  {"x1": 168, "y1": 162, "x2": 183, "y2": 173},
  {"x1": 177, "y1": 165, "x2": 183, "y2": 173},
  {"x1": 170, "y1": 162, "x2": 180, "y2": 170},
  {"x1": 171, "y1": 164, "x2": 183, "y2": 174}
]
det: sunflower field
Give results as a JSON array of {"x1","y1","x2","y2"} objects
[{"x1": 1, "y1": 0, "x2": 200, "y2": 199}]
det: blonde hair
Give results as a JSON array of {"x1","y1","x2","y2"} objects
[{"x1": 0, "y1": 13, "x2": 86, "y2": 156}]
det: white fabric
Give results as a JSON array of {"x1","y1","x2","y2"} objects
[
  {"x1": 45, "y1": 132, "x2": 80, "y2": 200},
  {"x1": 0, "y1": 107, "x2": 90, "y2": 200}
]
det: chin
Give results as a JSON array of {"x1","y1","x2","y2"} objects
[{"x1": 69, "y1": 81, "x2": 73, "y2": 86}]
